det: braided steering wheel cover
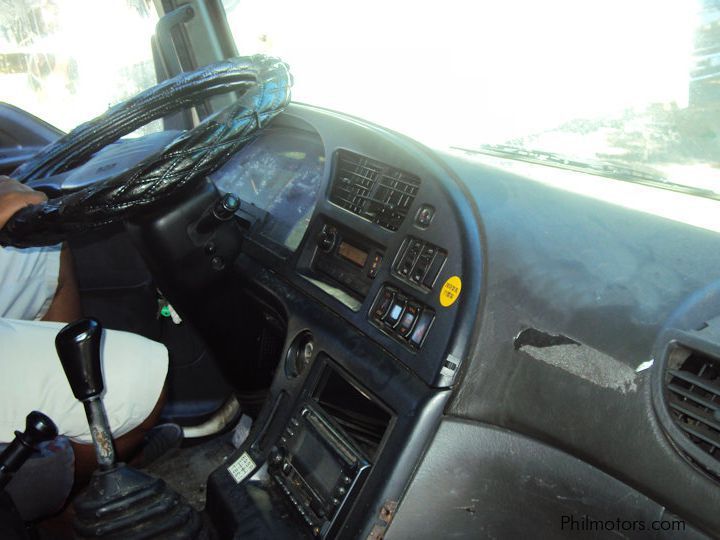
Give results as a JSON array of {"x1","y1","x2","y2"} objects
[{"x1": 1, "y1": 55, "x2": 292, "y2": 248}]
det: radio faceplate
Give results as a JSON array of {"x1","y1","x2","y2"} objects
[
  {"x1": 310, "y1": 221, "x2": 384, "y2": 300},
  {"x1": 269, "y1": 405, "x2": 370, "y2": 538}
]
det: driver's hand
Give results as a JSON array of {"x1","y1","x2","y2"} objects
[{"x1": 0, "y1": 176, "x2": 47, "y2": 230}]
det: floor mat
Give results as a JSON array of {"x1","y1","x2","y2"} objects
[{"x1": 141, "y1": 431, "x2": 236, "y2": 511}]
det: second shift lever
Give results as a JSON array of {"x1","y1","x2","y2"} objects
[{"x1": 55, "y1": 318, "x2": 116, "y2": 470}]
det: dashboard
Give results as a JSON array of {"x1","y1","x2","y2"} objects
[
  {"x1": 125, "y1": 103, "x2": 720, "y2": 539},
  {"x1": 207, "y1": 110, "x2": 475, "y2": 388}
]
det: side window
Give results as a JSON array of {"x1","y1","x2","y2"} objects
[{"x1": 0, "y1": 0, "x2": 159, "y2": 134}]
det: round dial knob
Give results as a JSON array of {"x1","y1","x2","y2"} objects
[
  {"x1": 317, "y1": 227, "x2": 337, "y2": 252},
  {"x1": 214, "y1": 193, "x2": 240, "y2": 220},
  {"x1": 269, "y1": 446, "x2": 285, "y2": 467}
]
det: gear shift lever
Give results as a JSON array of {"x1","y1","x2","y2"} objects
[
  {"x1": 0, "y1": 411, "x2": 57, "y2": 540},
  {"x1": 54, "y1": 318, "x2": 209, "y2": 539},
  {"x1": 0, "y1": 411, "x2": 58, "y2": 490},
  {"x1": 55, "y1": 318, "x2": 115, "y2": 470}
]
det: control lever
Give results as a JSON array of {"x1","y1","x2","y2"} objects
[
  {"x1": 0, "y1": 412, "x2": 57, "y2": 540},
  {"x1": 0, "y1": 411, "x2": 58, "y2": 490},
  {"x1": 54, "y1": 318, "x2": 209, "y2": 539},
  {"x1": 55, "y1": 318, "x2": 115, "y2": 469},
  {"x1": 195, "y1": 192, "x2": 241, "y2": 234}
]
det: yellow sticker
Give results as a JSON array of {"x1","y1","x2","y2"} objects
[{"x1": 439, "y1": 276, "x2": 462, "y2": 307}]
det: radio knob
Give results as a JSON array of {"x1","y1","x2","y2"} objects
[
  {"x1": 317, "y1": 227, "x2": 337, "y2": 252},
  {"x1": 269, "y1": 446, "x2": 284, "y2": 466}
]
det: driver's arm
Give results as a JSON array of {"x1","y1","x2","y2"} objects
[
  {"x1": 0, "y1": 175, "x2": 81, "y2": 322},
  {"x1": 41, "y1": 244, "x2": 81, "y2": 322}
]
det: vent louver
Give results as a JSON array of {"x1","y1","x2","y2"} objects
[
  {"x1": 665, "y1": 348, "x2": 720, "y2": 474},
  {"x1": 329, "y1": 150, "x2": 420, "y2": 231}
]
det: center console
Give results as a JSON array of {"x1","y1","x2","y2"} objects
[
  {"x1": 268, "y1": 361, "x2": 392, "y2": 538},
  {"x1": 139, "y1": 105, "x2": 479, "y2": 539},
  {"x1": 311, "y1": 221, "x2": 385, "y2": 300}
]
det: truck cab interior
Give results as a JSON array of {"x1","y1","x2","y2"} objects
[{"x1": 1, "y1": 1, "x2": 719, "y2": 538}]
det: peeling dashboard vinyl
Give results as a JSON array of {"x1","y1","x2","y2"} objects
[{"x1": 146, "y1": 102, "x2": 720, "y2": 538}]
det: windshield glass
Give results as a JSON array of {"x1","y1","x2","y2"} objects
[
  {"x1": 0, "y1": 0, "x2": 158, "y2": 135},
  {"x1": 223, "y1": 0, "x2": 720, "y2": 192}
]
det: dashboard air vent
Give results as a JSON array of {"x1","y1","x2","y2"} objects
[
  {"x1": 329, "y1": 150, "x2": 420, "y2": 231},
  {"x1": 665, "y1": 348, "x2": 720, "y2": 473}
]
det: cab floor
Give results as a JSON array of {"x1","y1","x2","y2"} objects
[{"x1": 142, "y1": 431, "x2": 236, "y2": 510}]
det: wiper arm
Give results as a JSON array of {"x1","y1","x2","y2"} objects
[
  {"x1": 452, "y1": 144, "x2": 663, "y2": 182},
  {"x1": 451, "y1": 144, "x2": 720, "y2": 201}
]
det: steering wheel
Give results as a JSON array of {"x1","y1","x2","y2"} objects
[{"x1": 0, "y1": 55, "x2": 292, "y2": 248}]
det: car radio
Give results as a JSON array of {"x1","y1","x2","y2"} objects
[
  {"x1": 268, "y1": 405, "x2": 370, "y2": 538},
  {"x1": 268, "y1": 362, "x2": 392, "y2": 538},
  {"x1": 311, "y1": 221, "x2": 384, "y2": 299}
]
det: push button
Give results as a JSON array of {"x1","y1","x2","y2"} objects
[
  {"x1": 422, "y1": 244, "x2": 437, "y2": 258},
  {"x1": 398, "y1": 259, "x2": 413, "y2": 278},
  {"x1": 385, "y1": 298, "x2": 406, "y2": 327},
  {"x1": 406, "y1": 239, "x2": 422, "y2": 259},
  {"x1": 411, "y1": 254, "x2": 432, "y2": 284},
  {"x1": 422, "y1": 252, "x2": 446, "y2": 289},
  {"x1": 397, "y1": 303, "x2": 421, "y2": 337},
  {"x1": 415, "y1": 204, "x2": 435, "y2": 228},
  {"x1": 372, "y1": 287, "x2": 395, "y2": 320},
  {"x1": 367, "y1": 252, "x2": 383, "y2": 279},
  {"x1": 398, "y1": 239, "x2": 422, "y2": 275},
  {"x1": 409, "y1": 310, "x2": 434, "y2": 348}
]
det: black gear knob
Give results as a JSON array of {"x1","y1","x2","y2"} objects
[
  {"x1": 0, "y1": 411, "x2": 58, "y2": 490},
  {"x1": 55, "y1": 318, "x2": 104, "y2": 402},
  {"x1": 22, "y1": 411, "x2": 58, "y2": 445},
  {"x1": 55, "y1": 318, "x2": 117, "y2": 469}
]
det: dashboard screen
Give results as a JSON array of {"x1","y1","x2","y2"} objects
[
  {"x1": 210, "y1": 127, "x2": 325, "y2": 252},
  {"x1": 338, "y1": 241, "x2": 368, "y2": 268},
  {"x1": 287, "y1": 425, "x2": 343, "y2": 502}
]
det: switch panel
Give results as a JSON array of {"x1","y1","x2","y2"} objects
[
  {"x1": 370, "y1": 285, "x2": 435, "y2": 350},
  {"x1": 393, "y1": 237, "x2": 447, "y2": 291}
]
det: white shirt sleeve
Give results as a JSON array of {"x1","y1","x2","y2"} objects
[{"x1": 0, "y1": 244, "x2": 61, "y2": 320}]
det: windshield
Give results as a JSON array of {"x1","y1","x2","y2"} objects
[
  {"x1": 223, "y1": 0, "x2": 720, "y2": 192},
  {"x1": 0, "y1": 0, "x2": 158, "y2": 135}
]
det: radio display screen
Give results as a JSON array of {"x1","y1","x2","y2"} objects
[
  {"x1": 337, "y1": 241, "x2": 368, "y2": 268},
  {"x1": 288, "y1": 427, "x2": 343, "y2": 501}
]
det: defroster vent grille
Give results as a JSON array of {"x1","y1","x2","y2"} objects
[
  {"x1": 665, "y1": 348, "x2": 720, "y2": 476},
  {"x1": 329, "y1": 150, "x2": 420, "y2": 231}
]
